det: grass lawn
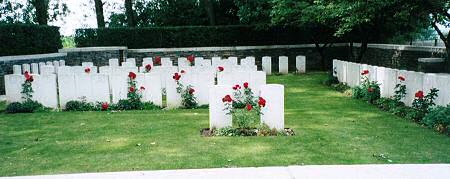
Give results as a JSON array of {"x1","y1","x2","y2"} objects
[{"x1": 0, "y1": 72, "x2": 449, "y2": 176}]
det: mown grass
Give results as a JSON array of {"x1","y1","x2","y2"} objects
[{"x1": 0, "y1": 72, "x2": 449, "y2": 176}]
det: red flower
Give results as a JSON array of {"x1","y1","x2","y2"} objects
[
  {"x1": 180, "y1": 70, "x2": 186, "y2": 74},
  {"x1": 24, "y1": 71, "x2": 33, "y2": 82},
  {"x1": 85, "y1": 67, "x2": 91, "y2": 73},
  {"x1": 129, "y1": 87, "x2": 135, "y2": 92},
  {"x1": 140, "y1": 86, "x2": 145, "y2": 90},
  {"x1": 222, "y1": 95, "x2": 232, "y2": 103},
  {"x1": 368, "y1": 88, "x2": 374, "y2": 93},
  {"x1": 361, "y1": 70, "x2": 369, "y2": 75},
  {"x1": 128, "y1": 72, "x2": 136, "y2": 79},
  {"x1": 189, "y1": 88, "x2": 195, "y2": 94},
  {"x1": 187, "y1": 55, "x2": 195, "y2": 64},
  {"x1": 218, "y1": 66, "x2": 224, "y2": 72},
  {"x1": 155, "y1": 56, "x2": 161, "y2": 65},
  {"x1": 246, "y1": 104, "x2": 253, "y2": 111},
  {"x1": 232, "y1": 84, "x2": 241, "y2": 90},
  {"x1": 243, "y1": 82, "x2": 249, "y2": 89},
  {"x1": 415, "y1": 90, "x2": 424, "y2": 99},
  {"x1": 101, "y1": 102, "x2": 109, "y2": 111},
  {"x1": 258, "y1": 97, "x2": 266, "y2": 107},
  {"x1": 173, "y1": 72, "x2": 181, "y2": 81},
  {"x1": 398, "y1": 76, "x2": 405, "y2": 81},
  {"x1": 145, "y1": 64, "x2": 152, "y2": 72}
]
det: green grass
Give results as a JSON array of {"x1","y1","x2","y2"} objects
[{"x1": 0, "y1": 72, "x2": 449, "y2": 176}]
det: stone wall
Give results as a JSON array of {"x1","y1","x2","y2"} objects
[
  {"x1": 0, "y1": 53, "x2": 67, "y2": 94},
  {"x1": 59, "y1": 47, "x2": 127, "y2": 66}
]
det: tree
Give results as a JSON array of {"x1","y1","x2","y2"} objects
[
  {"x1": 201, "y1": 0, "x2": 215, "y2": 25},
  {"x1": 1, "y1": 0, "x2": 68, "y2": 25},
  {"x1": 424, "y1": 0, "x2": 449, "y2": 60},
  {"x1": 125, "y1": 0, "x2": 136, "y2": 27},
  {"x1": 94, "y1": 0, "x2": 105, "y2": 28},
  {"x1": 30, "y1": 0, "x2": 49, "y2": 25},
  {"x1": 234, "y1": 0, "x2": 272, "y2": 25}
]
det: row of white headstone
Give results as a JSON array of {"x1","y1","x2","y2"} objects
[
  {"x1": 209, "y1": 84, "x2": 285, "y2": 131},
  {"x1": 12, "y1": 60, "x2": 66, "y2": 75},
  {"x1": 333, "y1": 59, "x2": 450, "y2": 107},
  {"x1": 5, "y1": 58, "x2": 269, "y2": 109}
]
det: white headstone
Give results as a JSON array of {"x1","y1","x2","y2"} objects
[
  {"x1": 194, "y1": 72, "x2": 215, "y2": 105},
  {"x1": 109, "y1": 59, "x2": 119, "y2": 66},
  {"x1": 227, "y1": 57, "x2": 238, "y2": 66},
  {"x1": 110, "y1": 72, "x2": 129, "y2": 103},
  {"x1": 13, "y1": 65, "x2": 22, "y2": 74},
  {"x1": 58, "y1": 74, "x2": 76, "y2": 109},
  {"x1": 141, "y1": 73, "x2": 163, "y2": 106},
  {"x1": 126, "y1": 58, "x2": 136, "y2": 67},
  {"x1": 33, "y1": 74, "x2": 58, "y2": 108},
  {"x1": 38, "y1": 62, "x2": 46, "y2": 74},
  {"x1": 59, "y1": 60, "x2": 65, "y2": 66},
  {"x1": 217, "y1": 72, "x2": 233, "y2": 86},
  {"x1": 166, "y1": 75, "x2": 182, "y2": 109},
  {"x1": 46, "y1": 61, "x2": 53, "y2": 66},
  {"x1": 161, "y1": 57, "x2": 172, "y2": 66},
  {"x1": 279, "y1": 56, "x2": 289, "y2": 74},
  {"x1": 82, "y1": 62, "x2": 94, "y2": 67},
  {"x1": 31, "y1": 63, "x2": 39, "y2": 74},
  {"x1": 260, "y1": 84, "x2": 285, "y2": 131},
  {"x1": 4, "y1": 74, "x2": 24, "y2": 103},
  {"x1": 40, "y1": 65, "x2": 55, "y2": 75},
  {"x1": 57, "y1": 66, "x2": 74, "y2": 75},
  {"x1": 261, "y1": 56, "x2": 272, "y2": 75},
  {"x1": 249, "y1": 71, "x2": 267, "y2": 96},
  {"x1": 22, "y1": 64, "x2": 31, "y2": 74},
  {"x1": 194, "y1": 57, "x2": 204, "y2": 66},
  {"x1": 296, "y1": 56, "x2": 306, "y2": 73},
  {"x1": 53, "y1": 61, "x2": 60, "y2": 67},
  {"x1": 209, "y1": 85, "x2": 233, "y2": 129},
  {"x1": 90, "y1": 74, "x2": 110, "y2": 103}
]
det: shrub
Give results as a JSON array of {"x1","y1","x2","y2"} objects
[
  {"x1": 114, "y1": 99, "x2": 144, "y2": 110},
  {"x1": 409, "y1": 89, "x2": 439, "y2": 122},
  {"x1": 0, "y1": 24, "x2": 62, "y2": 56},
  {"x1": 6, "y1": 100, "x2": 44, "y2": 113},
  {"x1": 352, "y1": 70, "x2": 380, "y2": 104},
  {"x1": 65, "y1": 100, "x2": 96, "y2": 111},
  {"x1": 423, "y1": 105, "x2": 450, "y2": 135},
  {"x1": 323, "y1": 71, "x2": 339, "y2": 86},
  {"x1": 6, "y1": 102, "x2": 24, "y2": 113}
]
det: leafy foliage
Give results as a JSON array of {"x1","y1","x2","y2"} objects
[
  {"x1": 352, "y1": 72, "x2": 380, "y2": 104},
  {"x1": 423, "y1": 105, "x2": 450, "y2": 135},
  {"x1": 6, "y1": 100, "x2": 44, "y2": 113},
  {"x1": 409, "y1": 89, "x2": 439, "y2": 122}
]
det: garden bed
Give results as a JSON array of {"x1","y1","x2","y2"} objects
[{"x1": 200, "y1": 127, "x2": 295, "y2": 137}]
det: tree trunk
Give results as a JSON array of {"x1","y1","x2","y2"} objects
[
  {"x1": 94, "y1": 0, "x2": 105, "y2": 28},
  {"x1": 357, "y1": 40, "x2": 368, "y2": 63},
  {"x1": 31, "y1": 0, "x2": 49, "y2": 25},
  {"x1": 202, "y1": 0, "x2": 216, "y2": 25},
  {"x1": 314, "y1": 42, "x2": 328, "y2": 70},
  {"x1": 125, "y1": 0, "x2": 136, "y2": 27}
]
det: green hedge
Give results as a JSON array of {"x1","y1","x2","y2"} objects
[
  {"x1": 0, "y1": 24, "x2": 62, "y2": 56},
  {"x1": 75, "y1": 25, "x2": 336, "y2": 48}
]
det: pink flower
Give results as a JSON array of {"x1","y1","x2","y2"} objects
[{"x1": 24, "y1": 71, "x2": 33, "y2": 82}]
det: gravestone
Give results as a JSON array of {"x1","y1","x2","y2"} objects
[
  {"x1": 90, "y1": 74, "x2": 110, "y2": 103},
  {"x1": 40, "y1": 65, "x2": 55, "y2": 75},
  {"x1": 126, "y1": 58, "x2": 136, "y2": 67},
  {"x1": 57, "y1": 66, "x2": 74, "y2": 75},
  {"x1": 22, "y1": 64, "x2": 31, "y2": 74},
  {"x1": 194, "y1": 57, "x2": 204, "y2": 66},
  {"x1": 58, "y1": 74, "x2": 76, "y2": 109},
  {"x1": 121, "y1": 62, "x2": 133, "y2": 67},
  {"x1": 217, "y1": 72, "x2": 234, "y2": 86},
  {"x1": 367, "y1": 65, "x2": 378, "y2": 82},
  {"x1": 339, "y1": 61, "x2": 348, "y2": 83},
  {"x1": 249, "y1": 71, "x2": 267, "y2": 96},
  {"x1": 4, "y1": 74, "x2": 24, "y2": 103},
  {"x1": 178, "y1": 57, "x2": 189, "y2": 67},
  {"x1": 32, "y1": 74, "x2": 58, "y2": 108},
  {"x1": 383, "y1": 68, "x2": 398, "y2": 98},
  {"x1": 31, "y1": 63, "x2": 39, "y2": 74},
  {"x1": 209, "y1": 85, "x2": 233, "y2": 129},
  {"x1": 437, "y1": 74, "x2": 450, "y2": 106},
  {"x1": 142, "y1": 73, "x2": 163, "y2": 106},
  {"x1": 46, "y1": 61, "x2": 53, "y2": 66},
  {"x1": 166, "y1": 75, "x2": 182, "y2": 109},
  {"x1": 13, "y1": 65, "x2": 22, "y2": 74},
  {"x1": 260, "y1": 84, "x2": 285, "y2": 131},
  {"x1": 347, "y1": 63, "x2": 360, "y2": 87},
  {"x1": 143, "y1": 57, "x2": 153, "y2": 65},
  {"x1": 82, "y1": 62, "x2": 94, "y2": 67},
  {"x1": 400, "y1": 70, "x2": 424, "y2": 106},
  {"x1": 228, "y1": 57, "x2": 238, "y2": 66},
  {"x1": 110, "y1": 72, "x2": 129, "y2": 103},
  {"x1": 375, "y1": 67, "x2": 387, "y2": 97},
  {"x1": 279, "y1": 56, "x2": 289, "y2": 74},
  {"x1": 194, "y1": 72, "x2": 215, "y2": 105},
  {"x1": 262, "y1": 56, "x2": 272, "y2": 75},
  {"x1": 59, "y1": 60, "x2": 66, "y2": 66},
  {"x1": 161, "y1": 57, "x2": 172, "y2": 66},
  {"x1": 53, "y1": 61, "x2": 60, "y2": 67},
  {"x1": 109, "y1": 59, "x2": 119, "y2": 66},
  {"x1": 38, "y1": 62, "x2": 46, "y2": 74},
  {"x1": 296, "y1": 56, "x2": 306, "y2": 73},
  {"x1": 332, "y1": 59, "x2": 338, "y2": 77}
]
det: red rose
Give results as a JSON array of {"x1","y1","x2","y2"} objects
[
  {"x1": 232, "y1": 84, "x2": 241, "y2": 90},
  {"x1": 361, "y1": 70, "x2": 369, "y2": 75},
  {"x1": 129, "y1": 87, "x2": 135, "y2": 92},
  {"x1": 24, "y1": 71, "x2": 30, "y2": 79},
  {"x1": 145, "y1": 64, "x2": 152, "y2": 72},
  {"x1": 173, "y1": 72, "x2": 181, "y2": 81},
  {"x1": 101, "y1": 102, "x2": 109, "y2": 111},
  {"x1": 222, "y1": 95, "x2": 232, "y2": 103},
  {"x1": 415, "y1": 90, "x2": 424, "y2": 99},
  {"x1": 243, "y1": 82, "x2": 249, "y2": 89},
  {"x1": 187, "y1": 55, "x2": 195, "y2": 63},
  {"x1": 155, "y1": 56, "x2": 161, "y2": 65},
  {"x1": 218, "y1": 66, "x2": 224, "y2": 72},
  {"x1": 128, "y1": 72, "x2": 136, "y2": 79},
  {"x1": 24, "y1": 72, "x2": 33, "y2": 82},
  {"x1": 189, "y1": 88, "x2": 195, "y2": 94},
  {"x1": 258, "y1": 97, "x2": 266, "y2": 107},
  {"x1": 85, "y1": 67, "x2": 91, "y2": 73},
  {"x1": 140, "y1": 86, "x2": 145, "y2": 90},
  {"x1": 181, "y1": 70, "x2": 186, "y2": 74},
  {"x1": 246, "y1": 104, "x2": 253, "y2": 111},
  {"x1": 368, "y1": 88, "x2": 374, "y2": 93},
  {"x1": 398, "y1": 76, "x2": 405, "y2": 81}
]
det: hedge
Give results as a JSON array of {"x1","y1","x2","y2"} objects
[
  {"x1": 0, "y1": 24, "x2": 62, "y2": 56},
  {"x1": 75, "y1": 25, "x2": 338, "y2": 48}
]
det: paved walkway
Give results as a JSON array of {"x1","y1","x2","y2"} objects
[{"x1": 3, "y1": 164, "x2": 449, "y2": 179}]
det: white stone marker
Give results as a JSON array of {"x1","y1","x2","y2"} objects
[
  {"x1": 262, "y1": 56, "x2": 272, "y2": 75},
  {"x1": 5, "y1": 74, "x2": 24, "y2": 103},
  {"x1": 437, "y1": 74, "x2": 450, "y2": 106},
  {"x1": 339, "y1": 61, "x2": 348, "y2": 83},
  {"x1": 217, "y1": 72, "x2": 234, "y2": 86},
  {"x1": 38, "y1": 62, "x2": 46, "y2": 74},
  {"x1": 195, "y1": 72, "x2": 215, "y2": 105},
  {"x1": 279, "y1": 56, "x2": 289, "y2": 74},
  {"x1": 376, "y1": 66, "x2": 387, "y2": 97},
  {"x1": 82, "y1": 62, "x2": 94, "y2": 67},
  {"x1": 194, "y1": 57, "x2": 204, "y2": 66},
  {"x1": 296, "y1": 56, "x2": 306, "y2": 73},
  {"x1": 400, "y1": 70, "x2": 424, "y2": 106},
  {"x1": 177, "y1": 57, "x2": 189, "y2": 67},
  {"x1": 58, "y1": 74, "x2": 76, "y2": 109},
  {"x1": 126, "y1": 58, "x2": 136, "y2": 67},
  {"x1": 32, "y1": 74, "x2": 58, "y2": 108},
  {"x1": 143, "y1": 57, "x2": 153, "y2": 66},
  {"x1": 109, "y1": 59, "x2": 119, "y2": 66},
  {"x1": 31, "y1": 63, "x2": 39, "y2": 74},
  {"x1": 166, "y1": 76, "x2": 182, "y2": 109},
  {"x1": 367, "y1": 65, "x2": 378, "y2": 82},
  {"x1": 13, "y1": 65, "x2": 22, "y2": 74},
  {"x1": 40, "y1": 65, "x2": 55, "y2": 75},
  {"x1": 347, "y1": 62, "x2": 361, "y2": 87},
  {"x1": 332, "y1": 59, "x2": 338, "y2": 77},
  {"x1": 53, "y1": 61, "x2": 60, "y2": 67},
  {"x1": 384, "y1": 68, "x2": 398, "y2": 98},
  {"x1": 90, "y1": 74, "x2": 110, "y2": 103},
  {"x1": 46, "y1": 61, "x2": 53, "y2": 66},
  {"x1": 249, "y1": 71, "x2": 267, "y2": 96},
  {"x1": 22, "y1": 64, "x2": 31, "y2": 73},
  {"x1": 142, "y1": 73, "x2": 163, "y2": 106},
  {"x1": 260, "y1": 84, "x2": 285, "y2": 131},
  {"x1": 59, "y1": 60, "x2": 66, "y2": 66},
  {"x1": 110, "y1": 72, "x2": 128, "y2": 103},
  {"x1": 228, "y1": 57, "x2": 238, "y2": 66},
  {"x1": 209, "y1": 85, "x2": 233, "y2": 129},
  {"x1": 161, "y1": 57, "x2": 172, "y2": 66}
]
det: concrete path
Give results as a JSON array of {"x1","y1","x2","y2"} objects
[{"x1": 2, "y1": 164, "x2": 449, "y2": 179}]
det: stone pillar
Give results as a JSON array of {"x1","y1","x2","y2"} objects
[
  {"x1": 13, "y1": 65, "x2": 22, "y2": 74},
  {"x1": 260, "y1": 84, "x2": 284, "y2": 131},
  {"x1": 262, "y1": 56, "x2": 272, "y2": 75},
  {"x1": 296, "y1": 56, "x2": 306, "y2": 73},
  {"x1": 279, "y1": 56, "x2": 288, "y2": 74},
  {"x1": 209, "y1": 85, "x2": 233, "y2": 129},
  {"x1": 22, "y1": 64, "x2": 31, "y2": 74},
  {"x1": 31, "y1": 63, "x2": 39, "y2": 74}
]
